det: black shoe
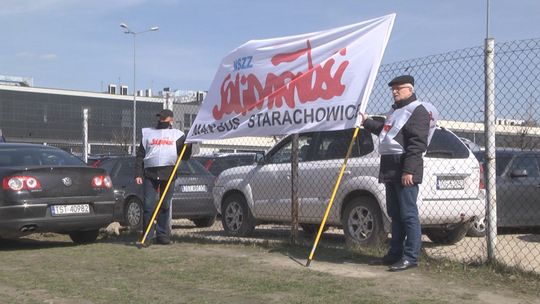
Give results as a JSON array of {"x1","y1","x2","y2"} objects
[
  {"x1": 388, "y1": 259, "x2": 418, "y2": 272},
  {"x1": 155, "y1": 235, "x2": 171, "y2": 245},
  {"x1": 381, "y1": 255, "x2": 401, "y2": 266}
]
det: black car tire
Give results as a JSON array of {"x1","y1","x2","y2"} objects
[
  {"x1": 192, "y1": 216, "x2": 217, "y2": 228},
  {"x1": 124, "y1": 197, "x2": 143, "y2": 230},
  {"x1": 69, "y1": 230, "x2": 99, "y2": 244},
  {"x1": 425, "y1": 227, "x2": 468, "y2": 245},
  {"x1": 342, "y1": 196, "x2": 385, "y2": 248},
  {"x1": 467, "y1": 216, "x2": 486, "y2": 237},
  {"x1": 221, "y1": 194, "x2": 255, "y2": 237},
  {"x1": 300, "y1": 223, "x2": 328, "y2": 235}
]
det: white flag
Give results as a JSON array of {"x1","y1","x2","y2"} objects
[{"x1": 187, "y1": 14, "x2": 395, "y2": 142}]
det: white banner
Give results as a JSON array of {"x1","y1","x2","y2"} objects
[{"x1": 186, "y1": 14, "x2": 395, "y2": 142}]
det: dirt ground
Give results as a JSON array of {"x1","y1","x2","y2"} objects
[
  {"x1": 167, "y1": 219, "x2": 540, "y2": 274},
  {"x1": 1, "y1": 222, "x2": 539, "y2": 304},
  {"x1": 182, "y1": 245, "x2": 537, "y2": 304}
]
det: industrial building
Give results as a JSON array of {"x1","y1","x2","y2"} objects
[
  {"x1": 0, "y1": 75, "x2": 272, "y2": 155},
  {"x1": 1, "y1": 75, "x2": 538, "y2": 156}
]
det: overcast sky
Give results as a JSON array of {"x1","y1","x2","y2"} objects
[{"x1": 1, "y1": 0, "x2": 538, "y2": 93}]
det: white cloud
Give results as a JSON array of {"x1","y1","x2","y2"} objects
[
  {"x1": 40, "y1": 54, "x2": 58, "y2": 61},
  {"x1": 0, "y1": 0, "x2": 149, "y2": 16},
  {"x1": 0, "y1": 0, "x2": 66, "y2": 16},
  {"x1": 16, "y1": 51, "x2": 35, "y2": 59},
  {"x1": 16, "y1": 51, "x2": 58, "y2": 61}
]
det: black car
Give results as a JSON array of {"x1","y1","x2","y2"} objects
[
  {"x1": 193, "y1": 152, "x2": 262, "y2": 176},
  {"x1": 86, "y1": 154, "x2": 125, "y2": 167},
  {"x1": 469, "y1": 149, "x2": 540, "y2": 236},
  {"x1": 0, "y1": 143, "x2": 115, "y2": 243},
  {"x1": 97, "y1": 156, "x2": 217, "y2": 229}
]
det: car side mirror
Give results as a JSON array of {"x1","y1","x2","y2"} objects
[{"x1": 510, "y1": 169, "x2": 528, "y2": 178}]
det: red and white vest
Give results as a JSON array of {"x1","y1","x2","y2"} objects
[
  {"x1": 379, "y1": 100, "x2": 438, "y2": 155},
  {"x1": 141, "y1": 128, "x2": 184, "y2": 168}
]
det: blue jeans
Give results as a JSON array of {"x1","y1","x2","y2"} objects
[
  {"x1": 385, "y1": 182, "x2": 421, "y2": 264},
  {"x1": 142, "y1": 178, "x2": 174, "y2": 240}
]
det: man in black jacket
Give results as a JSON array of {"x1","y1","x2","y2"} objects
[
  {"x1": 135, "y1": 109, "x2": 191, "y2": 246},
  {"x1": 359, "y1": 75, "x2": 437, "y2": 271}
]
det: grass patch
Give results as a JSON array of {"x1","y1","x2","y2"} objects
[
  {"x1": 0, "y1": 236, "x2": 394, "y2": 304},
  {"x1": 421, "y1": 254, "x2": 540, "y2": 298},
  {"x1": 0, "y1": 233, "x2": 539, "y2": 304}
]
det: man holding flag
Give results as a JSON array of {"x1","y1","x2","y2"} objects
[{"x1": 359, "y1": 75, "x2": 438, "y2": 271}]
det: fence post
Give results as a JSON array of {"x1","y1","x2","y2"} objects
[
  {"x1": 83, "y1": 108, "x2": 89, "y2": 163},
  {"x1": 484, "y1": 37, "x2": 497, "y2": 262},
  {"x1": 290, "y1": 133, "x2": 299, "y2": 245}
]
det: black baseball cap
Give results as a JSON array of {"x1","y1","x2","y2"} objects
[
  {"x1": 156, "y1": 109, "x2": 174, "y2": 119},
  {"x1": 388, "y1": 75, "x2": 414, "y2": 87}
]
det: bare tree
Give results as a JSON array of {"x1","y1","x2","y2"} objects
[{"x1": 111, "y1": 128, "x2": 132, "y2": 154}]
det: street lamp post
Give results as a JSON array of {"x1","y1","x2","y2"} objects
[{"x1": 120, "y1": 23, "x2": 159, "y2": 156}]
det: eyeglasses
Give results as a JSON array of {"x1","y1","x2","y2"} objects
[{"x1": 390, "y1": 86, "x2": 411, "y2": 92}]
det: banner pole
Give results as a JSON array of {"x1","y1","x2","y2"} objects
[
  {"x1": 138, "y1": 144, "x2": 188, "y2": 246},
  {"x1": 306, "y1": 128, "x2": 360, "y2": 267}
]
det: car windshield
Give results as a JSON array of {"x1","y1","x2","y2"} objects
[
  {"x1": 495, "y1": 154, "x2": 513, "y2": 176},
  {"x1": 473, "y1": 151, "x2": 514, "y2": 176},
  {"x1": 0, "y1": 147, "x2": 86, "y2": 167},
  {"x1": 425, "y1": 128, "x2": 470, "y2": 158},
  {"x1": 178, "y1": 160, "x2": 211, "y2": 176},
  {"x1": 193, "y1": 154, "x2": 258, "y2": 175}
]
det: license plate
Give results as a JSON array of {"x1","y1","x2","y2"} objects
[
  {"x1": 51, "y1": 204, "x2": 90, "y2": 216},
  {"x1": 436, "y1": 177, "x2": 465, "y2": 190},
  {"x1": 181, "y1": 185, "x2": 207, "y2": 193}
]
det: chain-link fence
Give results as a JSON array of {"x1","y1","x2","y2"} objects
[
  {"x1": 368, "y1": 37, "x2": 540, "y2": 273},
  {"x1": 6, "y1": 37, "x2": 535, "y2": 273},
  {"x1": 164, "y1": 37, "x2": 540, "y2": 274}
]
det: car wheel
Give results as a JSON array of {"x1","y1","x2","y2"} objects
[
  {"x1": 467, "y1": 216, "x2": 486, "y2": 237},
  {"x1": 221, "y1": 194, "x2": 255, "y2": 237},
  {"x1": 124, "y1": 197, "x2": 143, "y2": 230},
  {"x1": 69, "y1": 230, "x2": 99, "y2": 244},
  {"x1": 425, "y1": 227, "x2": 468, "y2": 245},
  {"x1": 342, "y1": 196, "x2": 385, "y2": 248},
  {"x1": 300, "y1": 223, "x2": 328, "y2": 235},
  {"x1": 192, "y1": 216, "x2": 217, "y2": 228}
]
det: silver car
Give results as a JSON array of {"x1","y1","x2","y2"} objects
[{"x1": 213, "y1": 127, "x2": 485, "y2": 247}]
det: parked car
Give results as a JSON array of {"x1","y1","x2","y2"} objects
[
  {"x1": 192, "y1": 152, "x2": 262, "y2": 176},
  {"x1": 468, "y1": 149, "x2": 540, "y2": 236},
  {"x1": 213, "y1": 127, "x2": 485, "y2": 247},
  {"x1": 459, "y1": 137, "x2": 482, "y2": 152},
  {"x1": 96, "y1": 156, "x2": 217, "y2": 229},
  {"x1": 0, "y1": 143, "x2": 115, "y2": 243},
  {"x1": 86, "y1": 154, "x2": 125, "y2": 167}
]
